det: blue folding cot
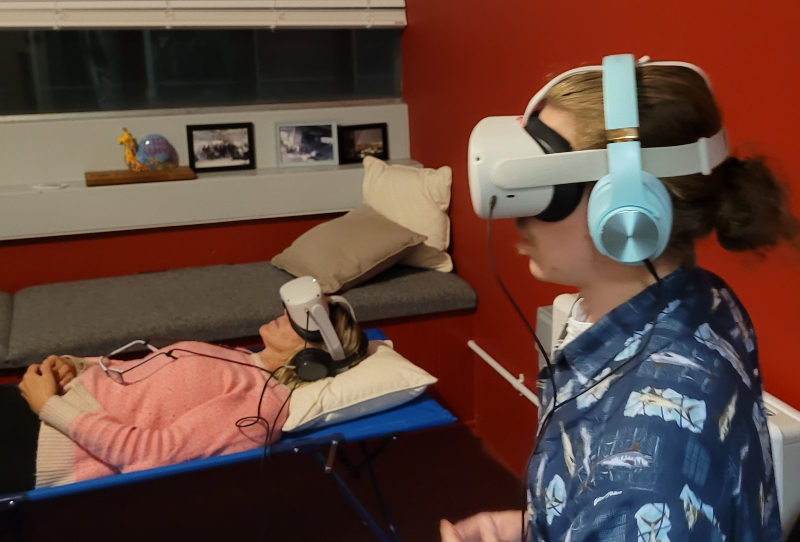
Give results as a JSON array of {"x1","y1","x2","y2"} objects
[{"x1": 0, "y1": 329, "x2": 456, "y2": 542}]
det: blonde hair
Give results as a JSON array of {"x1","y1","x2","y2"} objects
[
  {"x1": 543, "y1": 65, "x2": 800, "y2": 265},
  {"x1": 274, "y1": 302, "x2": 364, "y2": 388}
]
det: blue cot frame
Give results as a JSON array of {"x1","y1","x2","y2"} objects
[{"x1": 0, "y1": 329, "x2": 456, "y2": 542}]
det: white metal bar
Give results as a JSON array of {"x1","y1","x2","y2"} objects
[{"x1": 467, "y1": 340, "x2": 540, "y2": 408}]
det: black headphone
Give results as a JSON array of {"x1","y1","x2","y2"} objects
[{"x1": 288, "y1": 312, "x2": 369, "y2": 382}]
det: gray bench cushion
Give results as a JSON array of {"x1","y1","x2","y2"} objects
[
  {"x1": 341, "y1": 265, "x2": 477, "y2": 322},
  {"x1": 5, "y1": 264, "x2": 476, "y2": 368},
  {"x1": 0, "y1": 292, "x2": 11, "y2": 362},
  {"x1": 7, "y1": 263, "x2": 288, "y2": 367}
]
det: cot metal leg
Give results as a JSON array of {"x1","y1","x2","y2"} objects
[
  {"x1": 359, "y1": 441, "x2": 401, "y2": 542},
  {"x1": 337, "y1": 436, "x2": 397, "y2": 480},
  {"x1": 312, "y1": 450, "x2": 400, "y2": 542}
]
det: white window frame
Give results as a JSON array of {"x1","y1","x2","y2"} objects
[{"x1": 0, "y1": 1, "x2": 407, "y2": 29}]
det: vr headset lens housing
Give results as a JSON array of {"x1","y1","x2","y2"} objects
[
  {"x1": 280, "y1": 276, "x2": 326, "y2": 340},
  {"x1": 468, "y1": 115, "x2": 555, "y2": 220}
]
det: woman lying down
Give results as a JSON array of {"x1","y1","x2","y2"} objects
[{"x1": 2, "y1": 276, "x2": 368, "y2": 493}]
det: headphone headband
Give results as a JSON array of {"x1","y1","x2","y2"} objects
[{"x1": 602, "y1": 55, "x2": 648, "y2": 209}]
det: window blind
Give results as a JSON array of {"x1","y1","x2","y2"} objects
[{"x1": 0, "y1": 0, "x2": 406, "y2": 28}]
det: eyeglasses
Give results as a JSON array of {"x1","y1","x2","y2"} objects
[{"x1": 98, "y1": 340, "x2": 170, "y2": 385}]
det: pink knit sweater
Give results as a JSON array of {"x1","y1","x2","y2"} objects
[{"x1": 38, "y1": 341, "x2": 290, "y2": 485}]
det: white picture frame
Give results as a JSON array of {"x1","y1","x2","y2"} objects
[{"x1": 276, "y1": 122, "x2": 339, "y2": 167}]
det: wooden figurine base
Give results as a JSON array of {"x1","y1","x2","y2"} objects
[{"x1": 85, "y1": 166, "x2": 197, "y2": 187}]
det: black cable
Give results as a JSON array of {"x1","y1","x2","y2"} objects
[
  {"x1": 485, "y1": 196, "x2": 559, "y2": 541},
  {"x1": 110, "y1": 343, "x2": 298, "y2": 476},
  {"x1": 643, "y1": 258, "x2": 662, "y2": 286},
  {"x1": 234, "y1": 368, "x2": 279, "y2": 462},
  {"x1": 266, "y1": 378, "x2": 299, "y2": 460},
  {"x1": 246, "y1": 311, "x2": 311, "y2": 466},
  {"x1": 165, "y1": 349, "x2": 275, "y2": 374},
  {"x1": 487, "y1": 196, "x2": 556, "y2": 399},
  {"x1": 269, "y1": 311, "x2": 311, "y2": 455}
]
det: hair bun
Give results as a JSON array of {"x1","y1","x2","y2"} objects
[{"x1": 715, "y1": 156, "x2": 799, "y2": 252}]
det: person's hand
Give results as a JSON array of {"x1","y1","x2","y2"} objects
[
  {"x1": 440, "y1": 519, "x2": 464, "y2": 542},
  {"x1": 440, "y1": 511, "x2": 526, "y2": 542},
  {"x1": 19, "y1": 358, "x2": 58, "y2": 415},
  {"x1": 48, "y1": 355, "x2": 76, "y2": 392}
]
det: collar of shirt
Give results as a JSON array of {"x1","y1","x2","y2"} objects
[
  {"x1": 250, "y1": 352, "x2": 276, "y2": 382},
  {"x1": 541, "y1": 266, "x2": 696, "y2": 409},
  {"x1": 556, "y1": 297, "x2": 593, "y2": 351}
]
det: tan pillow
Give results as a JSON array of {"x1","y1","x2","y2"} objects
[
  {"x1": 283, "y1": 340, "x2": 438, "y2": 432},
  {"x1": 362, "y1": 157, "x2": 453, "y2": 272},
  {"x1": 272, "y1": 204, "x2": 427, "y2": 294}
]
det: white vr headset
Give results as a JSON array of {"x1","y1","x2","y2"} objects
[
  {"x1": 467, "y1": 57, "x2": 730, "y2": 221},
  {"x1": 279, "y1": 276, "x2": 357, "y2": 362}
]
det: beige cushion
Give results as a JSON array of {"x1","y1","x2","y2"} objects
[
  {"x1": 362, "y1": 157, "x2": 453, "y2": 272},
  {"x1": 271, "y1": 204, "x2": 426, "y2": 294},
  {"x1": 283, "y1": 340, "x2": 438, "y2": 432}
]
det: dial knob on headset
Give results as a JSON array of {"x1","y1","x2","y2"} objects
[{"x1": 600, "y1": 209, "x2": 660, "y2": 263}]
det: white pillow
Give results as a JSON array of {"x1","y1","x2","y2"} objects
[
  {"x1": 283, "y1": 340, "x2": 438, "y2": 432},
  {"x1": 362, "y1": 156, "x2": 453, "y2": 272}
]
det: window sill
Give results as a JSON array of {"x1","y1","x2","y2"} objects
[{"x1": 0, "y1": 159, "x2": 420, "y2": 241}]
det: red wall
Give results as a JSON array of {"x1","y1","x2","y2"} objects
[
  {"x1": 0, "y1": 217, "x2": 331, "y2": 293},
  {"x1": 402, "y1": 0, "x2": 800, "y2": 474}
]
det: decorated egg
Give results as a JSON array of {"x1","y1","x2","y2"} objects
[{"x1": 136, "y1": 134, "x2": 178, "y2": 170}]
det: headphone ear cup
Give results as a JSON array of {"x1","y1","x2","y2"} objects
[
  {"x1": 640, "y1": 172, "x2": 673, "y2": 257},
  {"x1": 587, "y1": 173, "x2": 673, "y2": 263},
  {"x1": 291, "y1": 348, "x2": 333, "y2": 382},
  {"x1": 587, "y1": 174, "x2": 614, "y2": 257}
]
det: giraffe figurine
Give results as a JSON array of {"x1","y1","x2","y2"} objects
[{"x1": 118, "y1": 128, "x2": 148, "y2": 172}]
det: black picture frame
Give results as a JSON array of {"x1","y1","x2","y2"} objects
[
  {"x1": 187, "y1": 122, "x2": 256, "y2": 173},
  {"x1": 337, "y1": 123, "x2": 389, "y2": 164}
]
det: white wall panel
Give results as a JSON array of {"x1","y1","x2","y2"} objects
[{"x1": 0, "y1": 101, "x2": 412, "y2": 240}]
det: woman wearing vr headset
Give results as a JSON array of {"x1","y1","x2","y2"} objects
[
  {"x1": 2, "y1": 277, "x2": 366, "y2": 492},
  {"x1": 442, "y1": 56, "x2": 799, "y2": 542}
]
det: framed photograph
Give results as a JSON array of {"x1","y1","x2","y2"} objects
[
  {"x1": 276, "y1": 122, "x2": 339, "y2": 167},
  {"x1": 187, "y1": 123, "x2": 255, "y2": 173},
  {"x1": 337, "y1": 123, "x2": 389, "y2": 164}
]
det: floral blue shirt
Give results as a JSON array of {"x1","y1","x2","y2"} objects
[{"x1": 527, "y1": 267, "x2": 782, "y2": 542}]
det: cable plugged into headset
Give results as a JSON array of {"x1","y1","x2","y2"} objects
[
  {"x1": 487, "y1": 195, "x2": 557, "y2": 399},
  {"x1": 486, "y1": 195, "x2": 559, "y2": 541}
]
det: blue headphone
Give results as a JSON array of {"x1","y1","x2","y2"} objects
[{"x1": 587, "y1": 54, "x2": 673, "y2": 265}]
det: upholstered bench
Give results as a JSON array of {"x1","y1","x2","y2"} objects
[{"x1": 2, "y1": 264, "x2": 476, "y2": 368}]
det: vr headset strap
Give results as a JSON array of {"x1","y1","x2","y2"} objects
[
  {"x1": 493, "y1": 128, "x2": 728, "y2": 190},
  {"x1": 308, "y1": 304, "x2": 346, "y2": 361}
]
